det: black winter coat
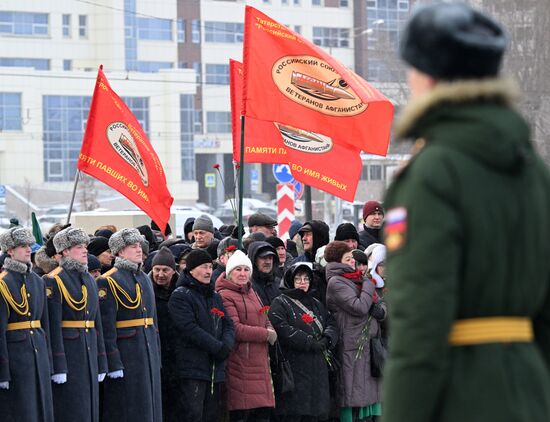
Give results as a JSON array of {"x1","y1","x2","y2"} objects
[
  {"x1": 44, "y1": 265, "x2": 108, "y2": 422},
  {"x1": 97, "y1": 262, "x2": 162, "y2": 422},
  {"x1": 0, "y1": 261, "x2": 54, "y2": 422},
  {"x1": 358, "y1": 226, "x2": 381, "y2": 250},
  {"x1": 248, "y1": 241, "x2": 282, "y2": 306},
  {"x1": 269, "y1": 288, "x2": 338, "y2": 418},
  {"x1": 169, "y1": 271, "x2": 235, "y2": 382}
]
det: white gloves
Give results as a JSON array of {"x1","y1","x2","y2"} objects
[
  {"x1": 107, "y1": 370, "x2": 124, "y2": 379},
  {"x1": 0, "y1": 381, "x2": 9, "y2": 390},
  {"x1": 98, "y1": 373, "x2": 106, "y2": 382},
  {"x1": 267, "y1": 328, "x2": 278, "y2": 346},
  {"x1": 51, "y1": 373, "x2": 67, "y2": 384}
]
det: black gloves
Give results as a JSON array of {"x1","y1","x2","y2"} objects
[
  {"x1": 370, "y1": 301, "x2": 387, "y2": 321},
  {"x1": 311, "y1": 336, "x2": 330, "y2": 352},
  {"x1": 216, "y1": 343, "x2": 232, "y2": 360}
]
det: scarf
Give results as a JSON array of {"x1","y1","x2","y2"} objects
[{"x1": 342, "y1": 269, "x2": 365, "y2": 291}]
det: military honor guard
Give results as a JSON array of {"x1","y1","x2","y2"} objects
[
  {"x1": 0, "y1": 227, "x2": 54, "y2": 422},
  {"x1": 44, "y1": 227, "x2": 108, "y2": 422},
  {"x1": 98, "y1": 228, "x2": 162, "y2": 422}
]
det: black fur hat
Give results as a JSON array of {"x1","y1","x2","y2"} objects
[{"x1": 400, "y1": 3, "x2": 507, "y2": 80}]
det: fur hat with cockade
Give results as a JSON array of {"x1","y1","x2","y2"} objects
[
  {"x1": 53, "y1": 227, "x2": 89, "y2": 253},
  {"x1": 0, "y1": 227, "x2": 35, "y2": 253},
  {"x1": 108, "y1": 228, "x2": 145, "y2": 256}
]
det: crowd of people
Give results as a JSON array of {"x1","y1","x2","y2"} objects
[{"x1": 0, "y1": 200, "x2": 388, "y2": 422}]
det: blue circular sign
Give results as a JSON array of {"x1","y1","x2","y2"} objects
[
  {"x1": 293, "y1": 181, "x2": 304, "y2": 200},
  {"x1": 272, "y1": 164, "x2": 294, "y2": 184}
]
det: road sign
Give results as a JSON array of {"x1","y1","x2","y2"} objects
[
  {"x1": 277, "y1": 183, "x2": 295, "y2": 240},
  {"x1": 0, "y1": 185, "x2": 5, "y2": 198},
  {"x1": 272, "y1": 164, "x2": 294, "y2": 184},
  {"x1": 293, "y1": 181, "x2": 304, "y2": 200},
  {"x1": 250, "y1": 169, "x2": 259, "y2": 193},
  {"x1": 205, "y1": 173, "x2": 216, "y2": 188}
]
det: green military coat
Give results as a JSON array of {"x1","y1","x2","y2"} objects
[{"x1": 382, "y1": 78, "x2": 550, "y2": 422}]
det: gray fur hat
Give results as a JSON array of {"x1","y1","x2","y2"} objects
[
  {"x1": 0, "y1": 227, "x2": 36, "y2": 252},
  {"x1": 109, "y1": 228, "x2": 145, "y2": 256},
  {"x1": 53, "y1": 227, "x2": 89, "y2": 253}
]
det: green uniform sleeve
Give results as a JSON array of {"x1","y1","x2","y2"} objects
[{"x1": 383, "y1": 149, "x2": 462, "y2": 422}]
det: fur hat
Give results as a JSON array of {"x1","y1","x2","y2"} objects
[
  {"x1": 192, "y1": 215, "x2": 214, "y2": 234},
  {"x1": 400, "y1": 3, "x2": 506, "y2": 80},
  {"x1": 0, "y1": 227, "x2": 36, "y2": 252},
  {"x1": 217, "y1": 237, "x2": 239, "y2": 257},
  {"x1": 334, "y1": 223, "x2": 359, "y2": 242},
  {"x1": 152, "y1": 246, "x2": 176, "y2": 270},
  {"x1": 363, "y1": 201, "x2": 384, "y2": 220},
  {"x1": 185, "y1": 249, "x2": 213, "y2": 272},
  {"x1": 88, "y1": 236, "x2": 110, "y2": 257},
  {"x1": 34, "y1": 246, "x2": 58, "y2": 274},
  {"x1": 324, "y1": 240, "x2": 352, "y2": 263},
  {"x1": 108, "y1": 228, "x2": 145, "y2": 256},
  {"x1": 53, "y1": 227, "x2": 89, "y2": 253},
  {"x1": 226, "y1": 250, "x2": 253, "y2": 277}
]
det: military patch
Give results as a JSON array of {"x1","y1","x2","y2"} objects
[
  {"x1": 385, "y1": 207, "x2": 407, "y2": 252},
  {"x1": 46, "y1": 287, "x2": 53, "y2": 299},
  {"x1": 98, "y1": 287, "x2": 108, "y2": 300}
]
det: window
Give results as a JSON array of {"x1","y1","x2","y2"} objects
[
  {"x1": 398, "y1": 1, "x2": 409, "y2": 10},
  {"x1": 62, "y1": 14, "x2": 71, "y2": 38},
  {"x1": 294, "y1": 25, "x2": 301, "y2": 34},
  {"x1": 312, "y1": 0, "x2": 322, "y2": 6},
  {"x1": 340, "y1": 0, "x2": 349, "y2": 6},
  {"x1": 0, "y1": 12, "x2": 49, "y2": 36},
  {"x1": 282, "y1": 0, "x2": 289, "y2": 4},
  {"x1": 177, "y1": 19, "x2": 185, "y2": 42},
  {"x1": 0, "y1": 93, "x2": 21, "y2": 131},
  {"x1": 63, "y1": 59, "x2": 72, "y2": 71},
  {"x1": 191, "y1": 19, "x2": 200, "y2": 43},
  {"x1": 294, "y1": 0, "x2": 301, "y2": 5},
  {"x1": 206, "y1": 111, "x2": 231, "y2": 133},
  {"x1": 121, "y1": 97, "x2": 149, "y2": 133},
  {"x1": 194, "y1": 110, "x2": 203, "y2": 133},
  {"x1": 135, "y1": 61, "x2": 173, "y2": 72},
  {"x1": 0, "y1": 58, "x2": 50, "y2": 70},
  {"x1": 137, "y1": 17, "x2": 172, "y2": 40},
  {"x1": 205, "y1": 64, "x2": 229, "y2": 85},
  {"x1": 78, "y1": 15, "x2": 87, "y2": 38},
  {"x1": 369, "y1": 165, "x2": 382, "y2": 181},
  {"x1": 192, "y1": 62, "x2": 201, "y2": 83},
  {"x1": 204, "y1": 21, "x2": 243, "y2": 43},
  {"x1": 180, "y1": 94, "x2": 196, "y2": 180},
  {"x1": 367, "y1": 0, "x2": 376, "y2": 8},
  {"x1": 312, "y1": 27, "x2": 350, "y2": 48}
]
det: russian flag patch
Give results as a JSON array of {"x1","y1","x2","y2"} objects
[{"x1": 385, "y1": 207, "x2": 407, "y2": 252}]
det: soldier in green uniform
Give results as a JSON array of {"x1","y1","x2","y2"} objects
[{"x1": 382, "y1": 3, "x2": 550, "y2": 422}]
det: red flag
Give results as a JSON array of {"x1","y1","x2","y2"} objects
[
  {"x1": 78, "y1": 66, "x2": 173, "y2": 233},
  {"x1": 242, "y1": 6, "x2": 393, "y2": 156},
  {"x1": 231, "y1": 60, "x2": 362, "y2": 202}
]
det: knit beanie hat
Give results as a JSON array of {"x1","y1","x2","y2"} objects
[
  {"x1": 265, "y1": 236, "x2": 285, "y2": 250},
  {"x1": 94, "y1": 229, "x2": 114, "y2": 239},
  {"x1": 108, "y1": 228, "x2": 144, "y2": 256},
  {"x1": 185, "y1": 249, "x2": 212, "y2": 272},
  {"x1": 352, "y1": 249, "x2": 369, "y2": 265},
  {"x1": 363, "y1": 201, "x2": 384, "y2": 220},
  {"x1": 0, "y1": 227, "x2": 36, "y2": 252},
  {"x1": 88, "y1": 236, "x2": 110, "y2": 257},
  {"x1": 151, "y1": 246, "x2": 176, "y2": 270},
  {"x1": 192, "y1": 215, "x2": 214, "y2": 234},
  {"x1": 369, "y1": 244, "x2": 386, "y2": 288},
  {"x1": 53, "y1": 227, "x2": 89, "y2": 253},
  {"x1": 87, "y1": 254, "x2": 101, "y2": 272},
  {"x1": 288, "y1": 220, "x2": 303, "y2": 240},
  {"x1": 334, "y1": 223, "x2": 359, "y2": 242},
  {"x1": 226, "y1": 250, "x2": 253, "y2": 277}
]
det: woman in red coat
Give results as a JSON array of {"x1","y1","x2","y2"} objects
[{"x1": 216, "y1": 250, "x2": 276, "y2": 422}]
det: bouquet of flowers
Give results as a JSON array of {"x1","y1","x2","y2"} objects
[{"x1": 210, "y1": 307, "x2": 225, "y2": 394}]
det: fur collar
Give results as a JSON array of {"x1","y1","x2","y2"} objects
[
  {"x1": 396, "y1": 77, "x2": 520, "y2": 138},
  {"x1": 4, "y1": 257, "x2": 31, "y2": 274},
  {"x1": 114, "y1": 257, "x2": 141, "y2": 272},
  {"x1": 60, "y1": 256, "x2": 88, "y2": 273}
]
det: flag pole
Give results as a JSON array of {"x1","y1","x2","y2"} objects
[
  {"x1": 237, "y1": 116, "x2": 246, "y2": 249},
  {"x1": 304, "y1": 185, "x2": 313, "y2": 221},
  {"x1": 66, "y1": 170, "x2": 80, "y2": 225}
]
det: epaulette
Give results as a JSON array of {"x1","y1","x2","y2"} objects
[
  {"x1": 47, "y1": 267, "x2": 63, "y2": 278},
  {"x1": 0, "y1": 271, "x2": 7, "y2": 281},
  {"x1": 99, "y1": 267, "x2": 118, "y2": 278}
]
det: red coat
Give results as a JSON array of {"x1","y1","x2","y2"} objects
[{"x1": 216, "y1": 275, "x2": 275, "y2": 411}]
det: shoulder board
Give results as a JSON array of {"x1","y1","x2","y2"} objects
[
  {"x1": 99, "y1": 268, "x2": 118, "y2": 278},
  {"x1": 0, "y1": 270, "x2": 7, "y2": 281},
  {"x1": 47, "y1": 267, "x2": 63, "y2": 278}
]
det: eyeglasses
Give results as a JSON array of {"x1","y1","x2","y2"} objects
[{"x1": 294, "y1": 276, "x2": 311, "y2": 284}]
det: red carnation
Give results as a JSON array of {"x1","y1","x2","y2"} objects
[
  {"x1": 235, "y1": 163, "x2": 240, "y2": 170},
  {"x1": 224, "y1": 245, "x2": 237, "y2": 252},
  {"x1": 259, "y1": 306, "x2": 270, "y2": 315},
  {"x1": 210, "y1": 307, "x2": 224, "y2": 318},
  {"x1": 301, "y1": 313, "x2": 314, "y2": 324},
  {"x1": 213, "y1": 163, "x2": 220, "y2": 169}
]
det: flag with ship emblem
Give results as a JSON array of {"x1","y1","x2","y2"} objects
[
  {"x1": 231, "y1": 59, "x2": 362, "y2": 201},
  {"x1": 78, "y1": 66, "x2": 174, "y2": 233},
  {"x1": 242, "y1": 6, "x2": 393, "y2": 156}
]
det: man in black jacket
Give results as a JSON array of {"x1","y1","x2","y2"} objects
[
  {"x1": 248, "y1": 241, "x2": 282, "y2": 306},
  {"x1": 358, "y1": 200, "x2": 384, "y2": 249}
]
